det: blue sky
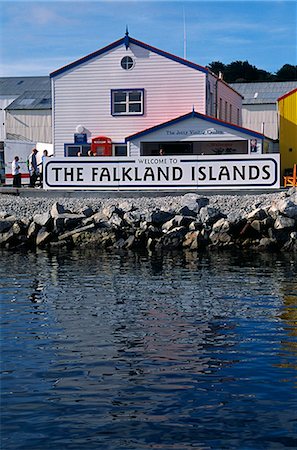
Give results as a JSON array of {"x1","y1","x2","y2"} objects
[{"x1": 0, "y1": 0, "x2": 296, "y2": 77}]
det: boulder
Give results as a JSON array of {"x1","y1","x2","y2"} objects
[
  {"x1": 80, "y1": 206, "x2": 94, "y2": 218},
  {"x1": 0, "y1": 218, "x2": 15, "y2": 233},
  {"x1": 161, "y1": 226, "x2": 188, "y2": 248},
  {"x1": 123, "y1": 210, "x2": 143, "y2": 227},
  {"x1": 274, "y1": 216, "x2": 295, "y2": 230},
  {"x1": 109, "y1": 213, "x2": 123, "y2": 228},
  {"x1": 0, "y1": 228, "x2": 14, "y2": 246},
  {"x1": 102, "y1": 205, "x2": 122, "y2": 219},
  {"x1": 58, "y1": 223, "x2": 95, "y2": 241},
  {"x1": 54, "y1": 213, "x2": 85, "y2": 232},
  {"x1": 50, "y1": 202, "x2": 68, "y2": 218},
  {"x1": 33, "y1": 212, "x2": 51, "y2": 228},
  {"x1": 246, "y1": 207, "x2": 268, "y2": 221},
  {"x1": 149, "y1": 210, "x2": 175, "y2": 226},
  {"x1": 27, "y1": 221, "x2": 40, "y2": 239},
  {"x1": 36, "y1": 227, "x2": 52, "y2": 247},
  {"x1": 123, "y1": 235, "x2": 136, "y2": 249},
  {"x1": 212, "y1": 218, "x2": 230, "y2": 233},
  {"x1": 209, "y1": 231, "x2": 232, "y2": 246},
  {"x1": 199, "y1": 206, "x2": 225, "y2": 226},
  {"x1": 273, "y1": 198, "x2": 297, "y2": 219},
  {"x1": 257, "y1": 237, "x2": 279, "y2": 251}
]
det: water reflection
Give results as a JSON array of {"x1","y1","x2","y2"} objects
[{"x1": 1, "y1": 248, "x2": 297, "y2": 449}]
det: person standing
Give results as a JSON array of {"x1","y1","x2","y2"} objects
[
  {"x1": 39, "y1": 149, "x2": 48, "y2": 186},
  {"x1": 12, "y1": 156, "x2": 21, "y2": 187},
  {"x1": 28, "y1": 148, "x2": 39, "y2": 187}
]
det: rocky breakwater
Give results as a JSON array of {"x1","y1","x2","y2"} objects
[{"x1": 0, "y1": 188, "x2": 297, "y2": 253}]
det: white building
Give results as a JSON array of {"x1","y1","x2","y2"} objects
[
  {"x1": 51, "y1": 33, "x2": 258, "y2": 158},
  {"x1": 230, "y1": 81, "x2": 297, "y2": 141}
]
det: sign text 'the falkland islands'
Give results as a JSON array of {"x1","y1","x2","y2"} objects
[{"x1": 44, "y1": 155, "x2": 279, "y2": 190}]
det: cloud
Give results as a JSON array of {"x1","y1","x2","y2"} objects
[{"x1": 0, "y1": 56, "x2": 78, "y2": 77}]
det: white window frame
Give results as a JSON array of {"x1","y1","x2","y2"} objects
[{"x1": 111, "y1": 89, "x2": 144, "y2": 116}]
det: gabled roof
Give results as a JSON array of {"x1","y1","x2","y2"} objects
[
  {"x1": 277, "y1": 87, "x2": 297, "y2": 101},
  {"x1": 125, "y1": 111, "x2": 265, "y2": 142},
  {"x1": 6, "y1": 90, "x2": 51, "y2": 110},
  {"x1": 0, "y1": 76, "x2": 50, "y2": 96},
  {"x1": 50, "y1": 34, "x2": 208, "y2": 78},
  {"x1": 230, "y1": 81, "x2": 297, "y2": 105}
]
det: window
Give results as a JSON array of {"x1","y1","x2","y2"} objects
[
  {"x1": 237, "y1": 108, "x2": 240, "y2": 125},
  {"x1": 229, "y1": 104, "x2": 232, "y2": 123},
  {"x1": 113, "y1": 144, "x2": 127, "y2": 156},
  {"x1": 225, "y1": 101, "x2": 228, "y2": 121},
  {"x1": 111, "y1": 89, "x2": 144, "y2": 116},
  {"x1": 121, "y1": 56, "x2": 134, "y2": 70},
  {"x1": 219, "y1": 98, "x2": 222, "y2": 119}
]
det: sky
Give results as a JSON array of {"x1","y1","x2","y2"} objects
[{"x1": 0, "y1": 0, "x2": 296, "y2": 77}]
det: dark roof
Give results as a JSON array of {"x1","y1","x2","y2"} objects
[
  {"x1": 0, "y1": 76, "x2": 50, "y2": 95},
  {"x1": 278, "y1": 87, "x2": 297, "y2": 101},
  {"x1": 50, "y1": 34, "x2": 209, "y2": 78},
  {"x1": 126, "y1": 110, "x2": 264, "y2": 142},
  {"x1": 230, "y1": 81, "x2": 297, "y2": 104},
  {"x1": 6, "y1": 90, "x2": 51, "y2": 110}
]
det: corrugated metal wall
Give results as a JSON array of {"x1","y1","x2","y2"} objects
[
  {"x1": 241, "y1": 104, "x2": 278, "y2": 140},
  {"x1": 6, "y1": 110, "x2": 52, "y2": 143},
  {"x1": 278, "y1": 89, "x2": 297, "y2": 173}
]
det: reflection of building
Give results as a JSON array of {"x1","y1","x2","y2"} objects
[
  {"x1": 277, "y1": 88, "x2": 297, "y2": 176},
  {"x1": 50, "y1": 32, "x2": 273, "y2": 158}
]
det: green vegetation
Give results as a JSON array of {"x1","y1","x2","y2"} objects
[{"x1": 207, "y1": 61, "x2": 297, "y2": 83}]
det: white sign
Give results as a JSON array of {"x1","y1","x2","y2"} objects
[{"x1": 44, "y1": 155, "x2": 280, "y2": 190}]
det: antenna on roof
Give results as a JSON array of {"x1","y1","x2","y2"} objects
[
  {"x1": 183, "y1": 5, "x2": 187, "y2": 59},
  {"x1": 125, "y1": 25, "x2": 129, "y2": 36}
]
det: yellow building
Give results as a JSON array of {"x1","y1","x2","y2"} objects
[{"x1": 278, "y1": 88, "x2": 297, "y2": 177}]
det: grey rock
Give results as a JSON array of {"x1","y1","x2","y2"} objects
[
  {"x1": 109, "y1": 214, "x2": 123, "y2": 228},
  {"x1": 246, "y1": 207, "x2": 268, "y2": 221},
  {"x1": 58, "y1": 223, "x2": 95, "y2": 241},
  {"x1": 183, "y1": 230, "x2": 199, "y2": 248},
  {"x1": 274, "y1": 216, "x2": 295, "y2": 230},
  {"x1": 36, "y1": 227, "x2": 52, "y2": 247},
  {"x1": 209, "y1": 231, "x2": 232, "y2": 245},
  {"x1": 199, "y1": 206, "x2": 225, "y2": 226},
  {"x1": 275, "y1": 198, "x2": 297, "y2": 219},
  {"x1": 0, "y1": 219, "x2": 14, "y2": 233},
  {"x1": 50, "y1": 202, "x2": 67, "y2": 218},
  {"x1": 92, "y1": 211, "x2": 109, "y2": 224},
  {"x1": 12, "y1": 222, "x2": 22, "y2": 236},
  {"x1": 33, "y1": 212, "x2": 51, "y2": 228},
  {"x1": 149, "y1": 210, "x2": 175, "y2": 225},
  {"x1": 258, "y1": 237, "x2": 278, "y2": 251},
  {"x1": 80, "y1": 206, "x2": 94, "y2": 217},
  {"x1": 162, "y1": 226, "x2": 188, "y2": 248},
  {"x1": 188, "y1": 220, "x2": 202, "y2": 231},
  {"x1": 0, "y1": 228, "x2": 14, "y2": 246},
  {"x1": 102, "y1": 205, "x2": 121, "y2": 219},
  {"x1": 123, "y1": 210, "x2": 143, "y2": 227},
  {"x1": 54, "y1": 213, "x2": 85, "y2": 232},
  {"x1": 212, "y1": 218, "x2": 230, "y2": 233},
  {"x1": 179, "y1": 206, "x2": 197, "y2": 217},
  {"x1": 123, "y1": 235, "x2": 136, "y2": 249},
  {"x1": 27, "y1": 221, "x2": 40, "y2": 239}
]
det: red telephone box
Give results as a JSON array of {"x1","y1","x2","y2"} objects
[{"x1": 91, "y1": 136, "x2": 112, "y2": 156}]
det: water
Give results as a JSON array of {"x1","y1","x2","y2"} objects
[{"x1": 1, "y1": 248, "x2": 297, "y2": 450}]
